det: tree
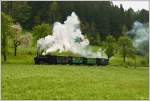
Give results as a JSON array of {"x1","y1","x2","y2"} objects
[
  {"x1": 10, "y1": 23, "x2": 22, "y2": 56},
  {"x1": 118, "y1": 35, "x2": 134, "y2": 64},
  {"x1": 129, "y1": 48, "x2": 137, "y2": 68},
  {"x1": 137, "y1": 9, "x2": 149, "y2": 23},
  {"x1": 88, "y1": 22, "x2": 99, "y2": 45},
  {"x1": 32, "y1": 23, "x2": 52, "y2": 44},
  {"x1": 2, "y1": 1, "x2": 31, "y2": 29},
  {"x1": 104, "y1": 35, "x2": 116, "y2": 60},
  {"x1": 96, "y1": 34, "x2": 101, "y2": 45},
  {"x1": 20, "y1": 32, "x2": 32, "y2": 48},
  {"x1": 49, "y1": 2, "x2": 60, "y2": 23},
  {"x1": 122, "y1": 25, "x2": 128, "y2": 35},
  {"x1": 124, "y1": 8, "x2": 134, "y2": 30},
  {"x1": 1, "y1": 12, "x2": 13, "y2": 61},
  {"x1": 80, "y1": 21, "x2": 90, "y2": 35}
]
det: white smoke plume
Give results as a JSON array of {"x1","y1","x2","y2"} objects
[
  {"x1": 37, "y1": 12, "x2": 105, "y2": 58},
  {"x1": 128, "y1": 21, "x2": 149, "y2": 56}
]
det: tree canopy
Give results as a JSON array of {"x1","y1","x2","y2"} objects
[
  {"x1": 104, "y1": 35, "x2": 116, "y2": 60},
  {"x1": 1, "y1": 12, "x2": 13, "y2": 61},
  {"x1": 32, "y1": 23, "x2": 52, "y2": 43},
  {"x1": 118, "y1": 35, "x2": 134, "y2": 63}
]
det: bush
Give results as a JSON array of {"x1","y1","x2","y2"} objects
[
  {"x1": 140, "y1": 59, "x2": 147, "y2": 66},
  {"x1": 32, "y1": 23, "x2": 52, "y2": 44},
  {"x1": 28, "y1": 51, "x2": 33, "y2": 55}
]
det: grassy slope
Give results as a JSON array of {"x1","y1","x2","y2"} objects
[{"x1": 1, "y1": 54, "x2": 149, "y2": 100}]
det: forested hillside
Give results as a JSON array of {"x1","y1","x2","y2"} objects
[{"x1": 2, "y1": 1, "x2": 149, "y2": 44}]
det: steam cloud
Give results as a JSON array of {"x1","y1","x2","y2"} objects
[
  {"x1": 37, "y1": 12, "x2": 105, "y2": 58},
  {"x1": 128, "y1": 21, "x2": 149, "y2": 56}
]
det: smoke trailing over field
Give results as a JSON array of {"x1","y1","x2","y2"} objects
[
  {"x1": 128, "y1": 21, "x2": 149, "y2": 56},
  {"x1": 37, "y1": 12, "x2": 105, "y2": 58}
]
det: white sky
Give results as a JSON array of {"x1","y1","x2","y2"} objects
[{"x1": 112, "y1": 1, "x2": 149, "y2": 11}]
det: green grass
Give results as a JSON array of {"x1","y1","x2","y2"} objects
[
  {"x1": 1, "y1": 54, "x2": 149, "y2": 100},
  {"x1": 110, "y1": 55, "x2": 148, "y2": 67}
]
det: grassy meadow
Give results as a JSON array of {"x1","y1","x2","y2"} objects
[{"x1": 1, "y1": 47, "x2": 149, "y2": 100}]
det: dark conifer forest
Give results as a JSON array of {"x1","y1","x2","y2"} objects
[{"x1": 2, "y1": 1, "x2": 149, "y2": 44}]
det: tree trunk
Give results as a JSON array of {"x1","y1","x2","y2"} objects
[
  {"x1": 14, "y1": 46, "x2": 17, "y2": 56},
  {"x1": 3, "y1": 52, "x2": 7, "y2": 62},
  {"x1": 2, "y1": 34, "x2": 7, "y2": 62},
  {"x1": 123, "y1": 56, "x2": 128, "y2": 68},
  {"x1": 134, "y1": 57, "x2": 136, "y2": 69},
  {"x1": 123, "y1": 55, "x2": 126, "y2": 63}
]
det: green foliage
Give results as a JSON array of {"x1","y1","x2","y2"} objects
[
  {"x1": 118, "y1": 35, "x2": 134, "y2": 64},
  {"x1": 124, "y1": 8, "x2": 134, "y2": 29},
  {"x1": 1, "y1": 12, "x2": 13, "y2": 39},
  {"x1": 104, "y1": 35, "x2": 116, "y2": 59},
  {"x1": 10, "y1": 23, "x2": 23, "y2": 56},
  {"x1": 2, "y1": 1, "x2": 149, "y2": 42},
  {"x1": 138, "y1": 40, "x2": 149, "y2": 57},
  {"x1": 20, "y1": 32, "x2": 33, "y2": 48},
  {"x1": 49, "y1": 2, "x2": 61, "y2": 23},
  {"x1": 1, "y1": 12, "x2": 13, "y2": 61},
  {"x1": 136, "y1": 9, "x2": 149, "y2": 23},
  {"x1": 1, "y1": 1, "x2": 31, "y2": 29},
  {"x1": 32, "y1": 23, "x2": 52, "y2": 44},
  {"x1": 122, "y1": 25, "x2": 128, "y2": 35},
  {"x1": 109, "y1": 54, "x2": 148, "y2": 67}
]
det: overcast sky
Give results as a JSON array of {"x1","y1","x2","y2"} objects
[{"x1": 112, "y1": 1, "x2": 149, "y2": 11}]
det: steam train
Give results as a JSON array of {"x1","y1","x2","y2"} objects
[{"x1": 34, "y1": 55, "x2": 109, "y2": 65}]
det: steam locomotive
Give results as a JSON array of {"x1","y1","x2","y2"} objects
[{"x1": 34, "y1": 55, "x2": 109, "y2": 65}]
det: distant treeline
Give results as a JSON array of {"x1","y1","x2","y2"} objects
[{"x1": 2, "y1": 1, "x2": 149, "y2": 44}]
